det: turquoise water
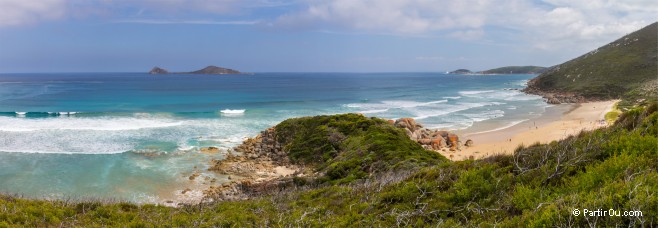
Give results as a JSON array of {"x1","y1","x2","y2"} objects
[{"x1": 0, "y1": 72, "x2": 547, "y2": 202}]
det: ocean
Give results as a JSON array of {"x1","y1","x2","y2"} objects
[{"x1": 0, "y1": 72, "x2": 548, "y2": 202}]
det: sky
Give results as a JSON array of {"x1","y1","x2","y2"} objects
[{"x1": 0, "y1": 0, "x2": 656, "y2": 73}]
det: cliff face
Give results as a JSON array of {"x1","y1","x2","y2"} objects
[{"x1": 524, "y1": 22, "x2": 657, "y2": 104}]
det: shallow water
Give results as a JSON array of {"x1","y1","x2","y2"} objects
[{"x1": 0, "y1": 72, "x2": 547, "y2": 202}]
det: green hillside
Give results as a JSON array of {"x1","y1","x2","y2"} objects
[
  {"x1": 525, "y1": 22, "x2": 657, "y2": 106},
  {"x1": 480, "y1": 66, "x2": 546, "y2": 74},
  {"x1": 273, "y1": 114, "x2": 445, "y2": 184},
  {"x1": 1, "y1": 104, "x2": 657, "y2": 227}
]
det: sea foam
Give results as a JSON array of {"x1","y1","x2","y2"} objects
[
  {"x1": 346, "y1": 99, "x2": 448, "y2": 111},
  {"x1": 0, "y1": 116, "x2": 183, "y2": 132},
  {"x1": 220, "y1": 109, "x2": 246, "y2": 114}
]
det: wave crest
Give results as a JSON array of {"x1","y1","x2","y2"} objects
[{"x1": 220, "y1": 109, "x2": 245, "y2": 114}]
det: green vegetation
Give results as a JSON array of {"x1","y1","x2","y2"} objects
[
  {"x1": 275, "y1": 113, "x2": 445, "y2": 184},
  {"x1": 605, "y1": 102, "x2": 622, "y2": 124},
  {"x1": 526, "y1": 22, "x2": 657, "y2": 107},
  {"x1": 480, "y1": 66, "x2": 546, "y2": 74},
  {"x1": 1, "y1": 104, "x2": 657, "y2": 226}
]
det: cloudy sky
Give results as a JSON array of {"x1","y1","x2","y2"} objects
[{"x1": 0, "y1": 0, "x2": 655, "y2": 72}]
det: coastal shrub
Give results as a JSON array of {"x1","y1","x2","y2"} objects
[{"x1": 275, "y1": 113, "x2": 445, "y2": 184}]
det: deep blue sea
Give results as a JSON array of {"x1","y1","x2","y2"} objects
[{"x1": 0, "y1": 72, "x2": 547, "y2": 202}]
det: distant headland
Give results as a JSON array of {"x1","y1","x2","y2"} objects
[
  {"x1": 149, "y1": 65, "x2": 243, "y2": 75},
  {"x1": 449, "y1": 66, "x2": 547, "y2": 75}
]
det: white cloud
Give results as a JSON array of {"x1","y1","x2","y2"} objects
[
  {"x1": 271, "y1": 0, "x2": 491, "y2": 33},
  {"x1": 270, "y1": 0, "x2": 656, "y2": 52},
  {"x1": 0, "y1": 0, "x2": 67, "y2": 26},
  {"x1": 1, "y1": 0, "x2": 654, "y2": 55},
  {"x1": 516, "y1": 1, "x2": 654, "y2": 50}
]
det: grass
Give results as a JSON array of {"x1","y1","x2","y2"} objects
[{"x1": 1, "y1": 103, "x2": 657, "y2": 226}]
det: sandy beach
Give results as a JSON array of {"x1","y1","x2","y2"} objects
[{"x1": 442, "y1": 100, "x2": 619, "y2": 161}]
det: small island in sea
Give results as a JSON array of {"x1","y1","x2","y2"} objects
[
  {"x1": 149, "y1": 65, "x2": 242, "y2": 75},
  {"x1": 448, "y1": 68, "x2": 472, "y2": 74}
]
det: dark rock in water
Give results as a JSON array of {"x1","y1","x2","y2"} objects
[
  {"x1": 149, "y1": 67, "x2": 169, "y2": 74},
  {"x1": 189, "y1": 173, "x2": 200, "y2": 180},
  {"x1": 200, "y1": 147, "x2": 220, "y2": 154},
  {"x1": 547, "y1": 97, "x2": 561, "y2": 104}
]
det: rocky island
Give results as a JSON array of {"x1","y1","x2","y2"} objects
[
  {"x1": 149, "y1": 65, "x2": 243, "y2": 75},
  {"x1": 448, "y1": 69, "x2": 472, "y2": 74}
]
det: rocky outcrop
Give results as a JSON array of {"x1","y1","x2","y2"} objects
[
  {"x1": 205, "y1": 117, "x2": 468, "y2": 200},
  {"x1": 205, "y1": 128, "x2": 301, "y2": 201},
  {"x1": 233, "y1": 128, "x2": 288, "y2": 165},
  {"x1": 394, "y1": 118, "x2": 466, "y2": 151}
]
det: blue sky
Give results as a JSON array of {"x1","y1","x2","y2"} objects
[{"x1": 0, "y1": 0, "x2": 656, "y2": 73}]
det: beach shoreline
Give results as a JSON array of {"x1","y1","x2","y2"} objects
[{"x1": 443, "y1": 100, "x2": 619, "y2": 161}]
